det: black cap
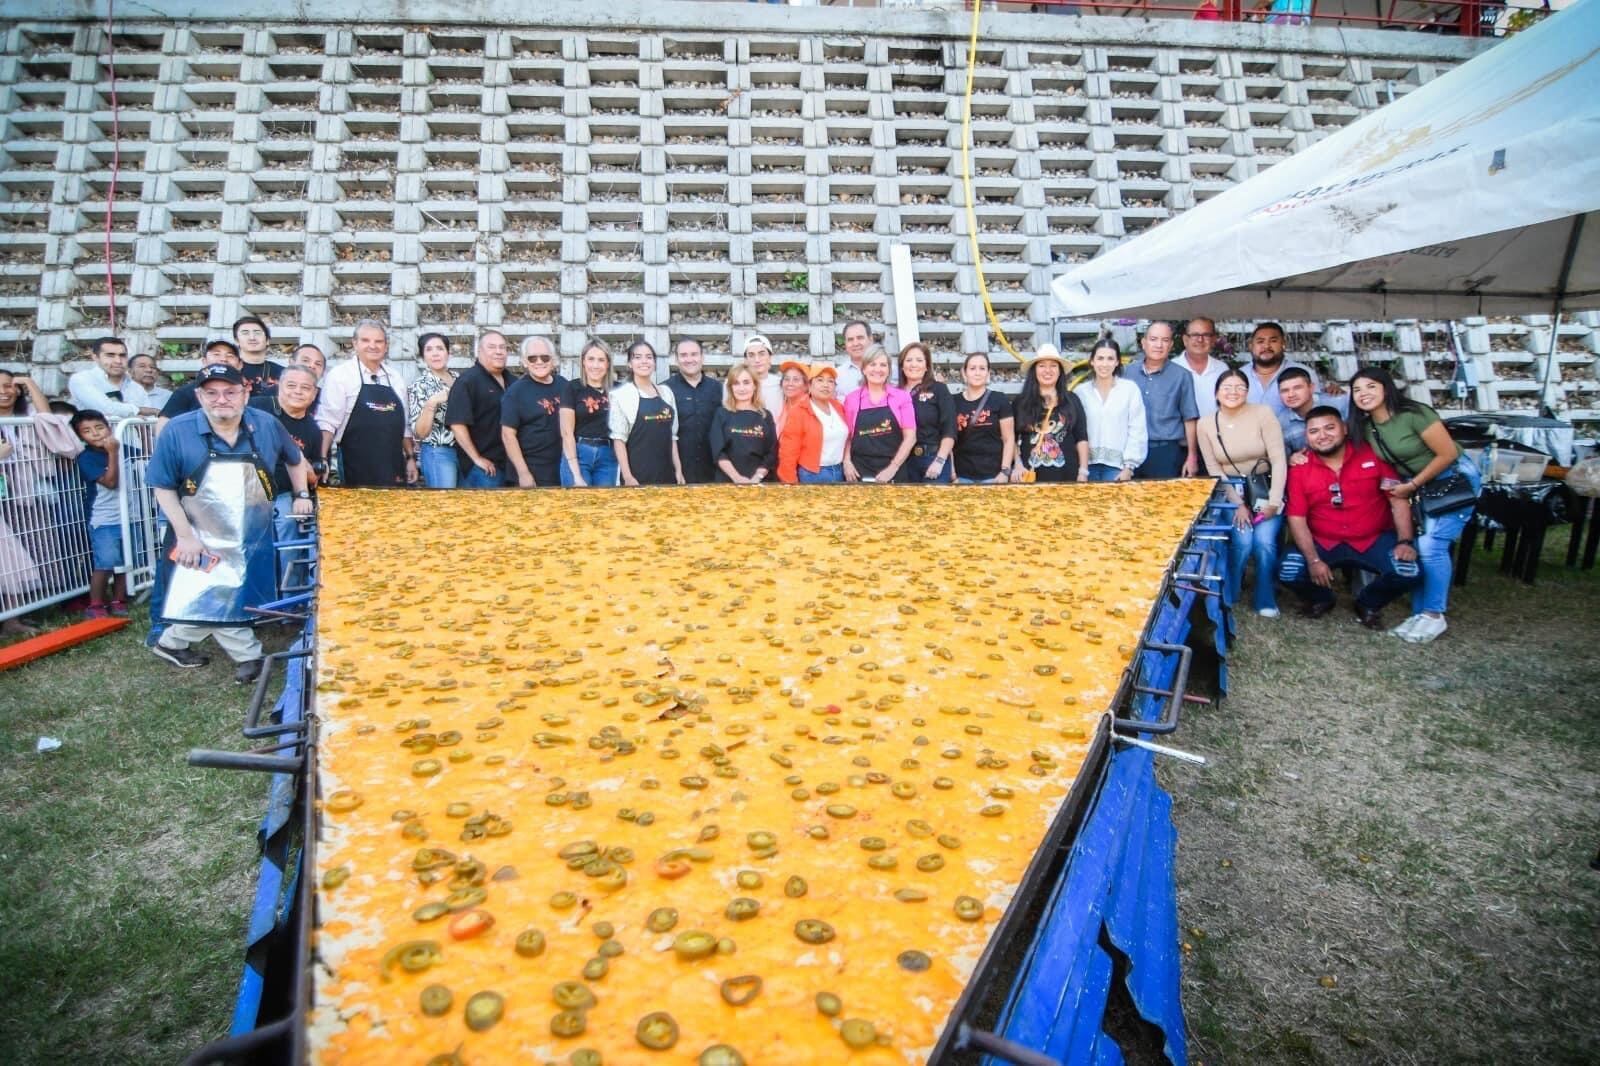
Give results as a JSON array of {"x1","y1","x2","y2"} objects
[
  {"x1": 196, "y1": 364, "x2": 246, "y2": 387},
  {"x1": 204, "y1": 338, "x2": 241, "y2": 357}
]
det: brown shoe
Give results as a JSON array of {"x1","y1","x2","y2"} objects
[
  {"x1": 1299, "y1": 600, "x2": 1335, "y2": 620},
  {"x1": 1355, "y1": 605, "x2": 1386, "y2": 630}
]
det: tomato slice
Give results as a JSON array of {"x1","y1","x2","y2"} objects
[{"x1": 448, "y1": 909, "x2": 495, "y2": 940}]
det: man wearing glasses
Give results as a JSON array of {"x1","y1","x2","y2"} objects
[
  {"x1": 146, "y1": 364, "x2": 310, "y2": 681},
  {"x1": 1177, "y1": 317, "x2": 1231, "y2": 418},
  {"x1": 1280, "y1": 407, "x2": 1418, "y2": 629}
]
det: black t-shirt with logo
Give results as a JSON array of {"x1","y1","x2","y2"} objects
[
  {"x1": 709, "y1": 407, "x2": 778, "y2": 481},
  {"x1": 952, "y1": 390, "x2": 1014, "y2": 481},
  {"x1": 561, "y1": 381, "x2": 611, "y2": 441},
  {"x1": 501, "y1": 375, "x2": 568, "y2": 476},
  {"x1": 242, "y1": 360, "x2": 286, "y2": 398}
]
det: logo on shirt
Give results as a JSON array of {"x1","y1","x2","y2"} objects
[
  {"x1": 582, "y1": 395, "x2": 607, "y2": 414},
  {"x1": 539, "y1": 397, "x2": 560, "y2": 416},
  {"x1": 730, "y1": 424, "x2": 767, "y2": 439},
  {"x1": 956, "y1": 409, "x2": 994, "y2": 432}
]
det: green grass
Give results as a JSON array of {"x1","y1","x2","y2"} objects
[
  {"x1": 1166, "y1": 538, "x2": 1600, "y2": 1066},
  {"x1": 0, "y1": 607, "x2": 288, "y2": 1065}
]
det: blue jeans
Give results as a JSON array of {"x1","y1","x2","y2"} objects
[
  {"x1": 1413, "y1": 455, "x2": 1482, "y2": 615},
  {"x1": 1137, "y1": 440, "x2": 1186, "y2": 479},
  {"x1": 89, "y1": 523, "x2": 128, "y2": 572},
  {"x1": 419, "y1": 442, "x2": 458, "y2": 489},
  {"x1": 1227, "y1": 513, "x2": 1282, "y2": 612},
  {"x1": 798, "y1": 464, "x2": 844, "y2": 483},
  {"x1": 1087, "y1": 463, "x2": 1122, "y2": 483},
  {"x1": 1280, "y1": 531, "x2": 1418, "y2": 612},
  {"x1": 561, "y1": 439, "x2": 620, "y2": 487},
  {"x1": 462, "y1": 463, "x2": 513, "y2": 488},
  {"x1": 899, "y1": 451, "x2": 953, "y2": 483}
]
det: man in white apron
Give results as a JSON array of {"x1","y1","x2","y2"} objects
[{"x1": 145, "y1": 365, "x2": 313, "y2": 683}]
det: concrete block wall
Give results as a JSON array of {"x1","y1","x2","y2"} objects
[{"x1": 0, "y1": 1, "x2": 1594, "y2": 423}]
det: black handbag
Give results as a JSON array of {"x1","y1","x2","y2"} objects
[{"x1": 1370, "y1": 429, "x2": 1478, "y2": 519}]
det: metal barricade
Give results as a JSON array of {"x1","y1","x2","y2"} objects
[
  {"x1": 0, "y1": 415, "x2": 93, "y2": 622},
  {"x1": 115, "y1": 417, "x2": 162, "y2": 596}
]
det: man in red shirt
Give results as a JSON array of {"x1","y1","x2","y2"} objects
[{"x1": 1282, "y1": 407, "x2": 1419, "y2": 628}]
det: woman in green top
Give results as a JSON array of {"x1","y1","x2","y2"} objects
[{"x1": 1349, "y1": 366, "x2": 1481, "y2": 645}]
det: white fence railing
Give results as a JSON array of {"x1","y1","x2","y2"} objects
[{"x1": 0, "y1": 415, "x2": 161, "y2": 624}]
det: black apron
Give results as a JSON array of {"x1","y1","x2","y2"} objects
[
  {"x1": 340, "y1": 375, "x2": 406, "y2": 487},
  {"x1": 160, "y1": 420, "x2": 277, "y2": 626},
  {"x1": 628, "y1": 395, "x2": 676, "y2": 485},
  {"x1": 850, "y1": 402, "x2": 899, "y2": 480}
]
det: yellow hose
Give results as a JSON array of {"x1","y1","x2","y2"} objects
[{"x1": 960, "y1": 1, "x2": 1022, "y2": 362}]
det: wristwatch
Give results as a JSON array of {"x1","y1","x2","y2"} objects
[
  {"x1": 1395, "y1": 538, "x2": 1414, "y2": 546},
  {"x1": 294, "y1": 490, "x2": 312, "y2": 500}
]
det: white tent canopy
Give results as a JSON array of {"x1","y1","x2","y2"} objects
[{"x1": 1049, "y1": 0, "x2": 1600, "y2": 324}]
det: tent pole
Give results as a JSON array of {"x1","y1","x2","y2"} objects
[{"x1": 1541, "y1": 215, "x2": 1587, "y2": 415}]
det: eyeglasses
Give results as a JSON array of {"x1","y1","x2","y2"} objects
[
  {"x1": 1329, "y1": 482, "x2": 1343, "y2": 508},
  {"x1": 1184, "y1": 332, "x2": 1217, "y2": 340},
  {"x1": 528, "y1": 354, "x2": 555, "y2": 363}
]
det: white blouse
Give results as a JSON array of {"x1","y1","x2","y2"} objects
[
  {"x1": 816, "y1": 403, "x2": 848, "y2": 466},
  {"x1": 1072, "y1": 378, "x2": 1149, "y2": 471}
]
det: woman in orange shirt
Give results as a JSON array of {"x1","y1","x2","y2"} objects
[{"x1": 777, "y1": 365, "x2": 848, "y2": 483}]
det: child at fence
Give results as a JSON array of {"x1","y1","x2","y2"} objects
[{"x1": 71, "y1": 411, "x2": 130, "y2": 618}]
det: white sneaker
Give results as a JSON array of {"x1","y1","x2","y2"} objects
[
  {"x1": 1257, "y1": 607, "x2": 1280, "y2": 618},
  {"x1": 1404, "y1": 614, "x2": 1448, "y2": 643},
  {"x1": 1389, "y1": 613, "x2": 1425, "y2": 639}
]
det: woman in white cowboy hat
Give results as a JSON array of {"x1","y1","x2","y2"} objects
[{"x1": 1011, "y1": 344, "x2": 1089, "y2": 484}]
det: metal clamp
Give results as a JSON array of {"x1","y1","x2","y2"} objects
[
  {"x1": 956, "y1": 1023, "x2": 1063, "y2": 1066},
  {"x1": 244, "y1": 647, "x2": 314, "y2": 739},
  {"x1": 1112, "y1": 640, "x2": 1193, "y2": 737}
]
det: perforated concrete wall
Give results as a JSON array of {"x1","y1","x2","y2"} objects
[{"x1": 1, "y1": 1, "x2": 1595, "y2": 422}]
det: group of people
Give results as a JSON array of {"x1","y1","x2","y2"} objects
[{"x1": 0, "y1": 310, "x2": 1483, "y2": 670}]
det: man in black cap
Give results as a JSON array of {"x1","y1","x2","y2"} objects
[{"x1": 146, "y1": 364, "x2": 311, "y2": 682}]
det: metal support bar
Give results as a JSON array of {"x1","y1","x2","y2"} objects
[
  {"x1": 180, "y1": 1017, "x2": 294, "y2": 1066},
  {"x1": 187, "y1": 749, "x2": 305, "y2": 774},
  {"x1": 1112, "y1": 641, "x2": 1193, "y2": 737},
  {"x1": 244, "y1": 647, "x2": 314, "y2": 738},
  {"x1": 956, "y1": 1023, "x2": 1063, "y2": 1066}
]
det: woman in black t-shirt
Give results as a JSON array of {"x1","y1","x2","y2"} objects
[
  {"x1": 951, "y1": 352, "x2": 1015, "y2": 484},
  {"x1": 1011, "y1": 345, "x2": 1089, "y2": 483},
  {"x1": 559, "y1": 338, "x2": 618, "y2": 487},
  {"x1": 896, "y1": 341, "x2": 955, "y2": 483},
  {"x1": 709, "y1": 366, "x2": 778, "y2": 484}
]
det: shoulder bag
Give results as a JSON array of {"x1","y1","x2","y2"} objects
[
  {"x1": 1369, "y1": 425, "x2": 1477, "y2": 519},
  {"x1": 1214, "y1": 414, "x2": 1272, "y2": 509}
]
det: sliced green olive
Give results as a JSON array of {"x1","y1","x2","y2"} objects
[
  {"x1": 515, "y1": 928, "x2": 546, "y2": 958},
  {"x1": 932, "y1": 776, "x2": 954, "y2": 790},
  {"x1": 859, "y1": 836, "x2": 886, "y2": 851},
  {"x1": 598, "y1": 939, "x2": 624, "y2": 959},
  {"x1": 551, "y1": 1009, "x2": 587, "y2": 1037},
  {"x1": 824, "y1": 803, "x2": 857, "y2": 819},
  {"x1": 444, "y1": 886, "x2": 486, "y2": 911},
  {"x1": 322, "y1": 865, "x2": 351, "y2": 889},
  {"x1": 592, "y1": 921, "x2": 615, "y2": 940},
  {"x1": 840, "y1": 1019, "x2": 877, "y2": 1049},
  {"x1": 419, "y1": 984, "x2": 452, "y2": 1017},
  {"x1": 989, "y1": 786, "x2": 1015, "y2": 799},
  {"x1": 680, "y1": 775, "x2": 708, "y2": 790},
  {"x1": 807, "y1": 826, "x2": 830, "y2": 841},
  {"x1": 746, "y1": 830, "x2": 776, "y2": 851},
  {"x1": 891, "y1": 782, "x2": 916, "y2": 799},
  {"x1": 699, "y1": 1045, "x2": 746, "y2": 1066},
  {"x1": 937, "y1": 834, "x2": 962, "y2": 850},
  {"x1": 636, "y1": 812, "x2": 656, "y2": 827},
  {"x1": 905, "y1": 819, "x2": 934, "y2": 838},
  {"x1": 413, "y1": 901, "x2": 450, "y2": 923},
  {"x1": 398, "y1": 942, "x2": 439, "y2": 973},
  {"x1": 550, "y1": 891, "x2": 578, "y2": 910},
  {"x1": 716, "y1": 936, "x2": 737, "y2": 955},
  {"x1": 445, "y1": 802, "x2": 472, "y2": 818},
  {"x1": 719, "y1": 974, "x2": 762, "y2": 1006},
  {"x1": 673, "y1": 930, "x2": 717, "y2": 960},
  {"x1": 464, "y1": 990, "x2": 504, "y2": 1032},
  {"x1": 867, "y1": 854, "x2": 898, "y2": 870},
  {"x1": 894, "y1": 887, "x2": 928, "y2": 902},
  {"x1": 735, "y1": 870, "x2": 763, "y2": 890},
  {"x1": 698, "y1": 824, "x2": 720, "y2": 842},
  {"x1": 898, "y1": 949, "x2": 932, "y2": 972},
  {"x1": 646, "y1": 907, "x2": 679, "y2": 933},
  {"x1": 916, "y1": 854, "x2": 945, "y2": 872},
  {"x1": 815, "y1": 991, "x2": 842, "y2": 1017},
  {"x1": 571, "y1": 1050, "x2": 603, "y2": 1066},
  {"x1": 559, "y1": 841, "x2": 600, "y2": 861},
  {"x1": 582, "y1": 957, "x2": 608, "y2": 981},
  {"x1": 954, "y1": 895, "x2": 985, "y2": 921},
  {"x1": 635, "y1": 1011, "x2": 679, "y2": 1050},
  {"x1": 979, "y1": 804, "x2": 1006, "y2": 818},
  {"x1": 412, "y1": 758, "x2": 442, "y2": 777},
  {"x1": 784, "y1": 875, "x2": 807, "y2": 898},
  {"x1": 794, "y1": 919, "x2": 835, "y2": 944},
  {"x1": 553, "y1": 981, "x2": 596, "y2": 1009}
]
